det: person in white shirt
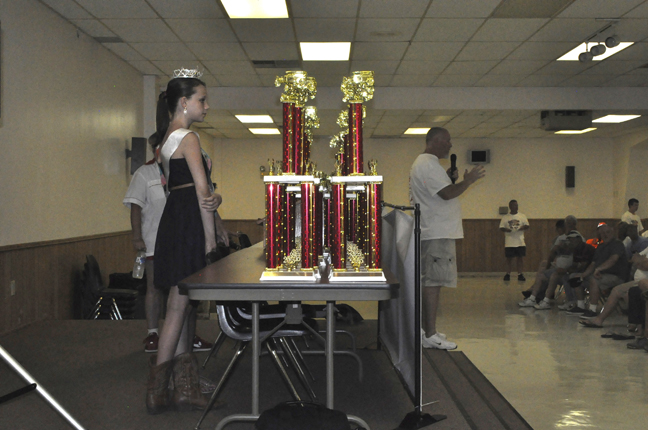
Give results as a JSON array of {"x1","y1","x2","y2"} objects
[
  {"x1": 409, "y1": 127, "x2": 485, "y2": 350},
  {"x1": 621, "y1": 198, "x2": 645, "y2": 235},
  {"x1": 500, "y1": 200, "x2": 530, "y2": 281}
]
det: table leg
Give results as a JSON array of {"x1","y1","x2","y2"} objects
[
  {"x1": 252, "y1": 302, "x2": 259, "y2": 415},
  {"x1": 326, "y1": 301, "x2": 335, "y2": 409}
]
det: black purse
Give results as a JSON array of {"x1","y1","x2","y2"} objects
[{"x1": 255, "y1": 401, "x2": 353, "y2": 430}]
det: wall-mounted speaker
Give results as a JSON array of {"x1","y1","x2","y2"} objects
[{"x1": 565, "y1": 166, "x2": 575, "y2": 188}]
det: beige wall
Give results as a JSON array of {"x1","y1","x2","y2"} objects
[
  {"x1": 212, "y1": 134, "x2": 620, "y2": 221},
  {"x1": 0, "y1": 0, "x2": 143, "y2": 247}
]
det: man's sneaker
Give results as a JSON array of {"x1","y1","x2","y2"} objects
[
  {"x1": 566, "y1": 306, "x2": 587, "y2": 316},
  {"x1": 518, "y1": 297, "x2": 536, "y2": 307},
  {"x1": 522, "y1": 290, "x2": 532, "y2": 299},
  {"x1": 143, "y1": 332, "x2": 158, "y2": 353},
  {"x1": 422, "y1": 333, "x2": 457, "y2": 350},
  {"x1": 557, "y1": 302, "x2": 575, "y2": 311},
  {"x1": 503, "y1": 273, "x2": 511, "y2": 281},
  {"x1": 580, "y1": 309, "x2": 599, "y2": 319},
  {"x1": 518, "y1": 273, "x2": 526, "y2": 282},
  {"x1": 193, "y1": 335, "x2": 214, "y2": 352},
  {"x1": 421, "y1": 328, "x2": 446, "y2": 340},
  {"x1": 534, "y1": 300, "x2": 551, "y2": 310}
]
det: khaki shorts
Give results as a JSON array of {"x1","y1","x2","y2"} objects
[
  {"x1": 594, "y1": 273, "x2": 625, "y2": 291},
  {"x1": 421, "y1": 239, "x2": 457, "y2": 288}
]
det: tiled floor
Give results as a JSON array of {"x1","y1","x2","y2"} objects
[{"x1": 439, "y1": 275, "x2": 648, "y2": 430}]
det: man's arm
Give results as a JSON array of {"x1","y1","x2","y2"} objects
[
  {"x1": 592, "y1": 254, "x2": 620, "y2": 278},
  {"x1": 130, "y1": 204, "x2": 146, "y2": 251},
  {"x1": 437, "y1": 165, "x2": 485, "y2": 200}
]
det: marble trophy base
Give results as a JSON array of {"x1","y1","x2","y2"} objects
[
  {"x1": 260, "y1": 268, "x2": 317, "y2": 282},
  {"x1": 329, "y1": 269, "x2": 386, "y2": 282}
]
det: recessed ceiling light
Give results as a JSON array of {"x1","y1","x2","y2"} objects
[
  {"x1": 554, "y1": 128, "x2": 597, "y2": 134},
  {"x1": 557, "y1": 42, "x2": 633, "y2": 61},
  {"x1": 221, "y1": 0, "x2": 288, "y2": 19},
  {"x1": 250, "y1": 128, "x2": 281, "y2": 135},
  {"x1": 236, "y1": 115, "x2": 274, "y2": 123},
  {"x1": 404, "y1": 128, "x2": 431, "y2": 135},
  {"x1": 300, "y1": 42, "x2": 351, "y2": 61},
  {"x1": 593, "y1": 115, "x2": 641, "y2": 123}
]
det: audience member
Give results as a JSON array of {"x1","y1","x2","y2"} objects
[
  {"x1": 521, "y1": 220, "x2": 566, "y2": 301},
  {"x1": 623, "y1": 224, "x2": 648, "y2": 260},
  {"x1": 621, "y1": 198, "x2": 645, "y2": 235},
  {"x1": 500, "y1": 199, "x2": 529, "y2": 281}
]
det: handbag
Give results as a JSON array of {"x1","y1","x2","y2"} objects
[{"x1": 255, "y1": 401, "x2": 352, "y2": 430}]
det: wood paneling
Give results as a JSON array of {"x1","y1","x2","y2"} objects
[{"x1": 0, "y1": 218, "x2": 620, "y2": 335}]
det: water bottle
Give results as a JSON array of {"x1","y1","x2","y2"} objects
[{"x1": 132, "y1": 250, "x2": 146, "y2": 279}]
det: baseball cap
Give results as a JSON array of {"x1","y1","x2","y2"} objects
[{"x1": 597, "y1": 222, "x2": 607, "y2": 228}]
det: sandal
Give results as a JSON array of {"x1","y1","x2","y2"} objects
[
  {"x1": 601, "y1": 332, "x2": 615, "y2": 338},
  {"x1": 579, "y1": 320, "x2": 602, "y2": 328},
  {"x1": 612, "y1": 333, "x2": 635, "y2": 340}
]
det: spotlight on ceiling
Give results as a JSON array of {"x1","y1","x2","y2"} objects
[
  {"x1": 590, "y1": 44, "x2": 606, "y2": 56},
  {"x1": 605, "y1": 36, "x2": 620, "y2": 48},
  {"x1": 578, "y1": 51, "x2": 593, "y2": 62}
]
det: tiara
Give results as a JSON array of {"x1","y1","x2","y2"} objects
[{"x1": 173, "y1": 67, "x2": 203, "y2": 79}]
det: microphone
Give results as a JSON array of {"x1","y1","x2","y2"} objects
[{"x1": 450, "y1": 154, "x2": 457, "y2": 184}]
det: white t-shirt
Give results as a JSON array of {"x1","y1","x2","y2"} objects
[
  {"x1": 634, "y1": 247, "x2": 648, "y2": 281},
  {"x1": 409, "y1": 153, "x2": 463, "y2": 240},
  {"x1": 123, "y1": 162, "x2": 167, "y2": 257},
  {"x1": 499, "y1": 213, "x2": 529, "y2": 247},
  {"x1": 622, "y1": 211, "x2": 644, "y2": 232}
]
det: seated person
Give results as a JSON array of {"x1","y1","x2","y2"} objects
[
  {"x1": 568, "y1": 223, "x2": 629, "y2": 318},
  {"x1": 623, "y1": 224, "x2": 648, "y2": 260},
  {"x1": 579, "y1": 247, "x2": 648, "y2": 328}
]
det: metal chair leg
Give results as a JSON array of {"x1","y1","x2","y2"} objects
[
  {"x1": 266, "y1": 342, "x2": 301, "y2": 401},
  {"x1": 279, "y1": 337, "x2": 317, "y2": 401},
  {"x1": 202, "y1": 332, "x2": 227, "y2": 369},
  {"x1": 290, "y1": 338, "x2": 315, "y2": 381}
]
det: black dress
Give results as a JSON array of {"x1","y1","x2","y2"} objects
[{"x1": 154, "y1": 131, "x2": 211, "y2": 290}]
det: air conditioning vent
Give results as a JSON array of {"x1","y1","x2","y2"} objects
[{"x1": 540, "y1": 110, "x2": 592, "y2": 131}]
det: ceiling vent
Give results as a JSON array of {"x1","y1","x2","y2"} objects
[
  {"x1": 252, "y1": 60, "x2": 302, "y2": 69},
  {"x1": 540, "y1": 110, "x2": 592, "y2": 131}
]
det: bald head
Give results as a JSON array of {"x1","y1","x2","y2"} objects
[{"x1": 424, "y1": 127, "x2": 452, "y2": 159}]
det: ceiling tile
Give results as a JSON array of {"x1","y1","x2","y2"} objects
[
  {"x1": 491, "y1": 0, "x2": 575, "y2": 19},
  {"x1": 290, "y1": 0, "x2": 360, "y2": 18},
  {"x1": 200, "y1": 75, "x2": 220, "y2": 87},
  {"x1": 71, "y1": 19, "x2": 116, "y2": 38},
  {"x1": 373, "y1": 74, "x2": 395, "y2": 87},
  {"x1": 136, "y1": 44, "x2": 197, "y2": 61},
  {"x1": 242, "y1": 43, "x2": 300, "y2": 61},
  {"x1": 258, "y1": 75, "x2": 280, "y2": 86},
  {"x1": 152, "y1": 60, "x2": 202, "y2": 76},
  {"x1": 40, "y1": 0, "x2": 93, "y2": 19},
  {"x1": 534, "y1": 61, "x2": 594, "y2": 74},
  {"x1": 581, "y1": 60, "x2": 645, "y2": 75},
  {"x1": 528, "y1": 19, "x2": 605, "y2": 42},
  {"x1": 454, "y1": 42, "x2": 520, "y2": 61},
  {"x1": 127, "y1": 60, "x2": 164, "y2": 75},
  {"x1": 202, "y1": 61, "x2": 256, "y2": 75},
  {"x1": 307, "y1": 74, "x2": 345, "y2": 86},
  {"x1": 147, "y1": 0, "x2": 224, "y2": 18},
  {"x1": 603, "y1": 74, "x2": 648, "y2": 86},
  {"x1": 103, "y1": 42, "x2": 146, "y2": 61},
  {"x1": 432, "y1": 75, "x2": 482, "y2": 86},
  {"x1": 559, "y1": 74, "x2": 615, "y2": 86},
  {"x1": 414, "y1": 19, "x2": 485, "y2": 42},
  {"x1": 187, "y1": 43, "x2": 249, "y2": 61},
  {"x1": 615, "y1": 18, "x2": 648, "y2": 41},
  {"x1": 350, "y1": 61, "x2": 400, "y2": 74},
  {"x1": 474, "y1": 74, "x2": 526, "y2": 86},
  {"x1": 359, "y1": 0, "x2": 430, "y2": 18},
  {"x1": 488, "y1": 60, "x2": 548, "y2": 74},
  {"x1": 444, "y1": 61, "x2": 498, "y2": 74},
  {"x1": 515, "y1": 74, "x2": 568, "y2": 86},
  {"x1": 507, "y1": 42, "x2": 580, "y2": 60},
  {"x1": 402, "y1": 42, "x2": 465, "y2": 61},
  {"x1": 301, "y1": 62, "x2": 350, "y2": 76},
  {"x1": 352, "y1": 42, "x2": 409, "y2": 60},
  {"x1": 230, "y1": 19, "x2": 296, "y2": 42},
  {"x1": 294, "y1": 19, "x2": 356, "y2": 41},
  {"x1": 74, "y1": 0, "x2": 157, "y2": 18},
  {"x1": 355, "y1": 19, "x2": 420, "y2": 42},
  {"x1": 427, "y1": 0, "x2": 501, "y2": 18},
  {"x1": 102, "y1": 19, "x2": 179, "y2": 43},
  {"x1": 389, "y1": 75, "x2": 437, "y2": 87},
  {"x1": 558, "y1": 0, "x2": 644, "y2": 18},
  {"x1": 490, "y1": 128, "x2": 525, "y2": 138},
  {"x1": 471, "y1": 18, "x2": 549, "y2": 41},
  {"x1": 396, "y1": 60, "x2": 450, "y2": 74},
  {"x1": 165, "y1": 19, "x2": 238, "y2": 43},
  {"x1": 624, "y1": 1, "x2": 648, "y2": 17},
  {"x1": 216, "y1": 75, "x2": 263, "y2": 87}
]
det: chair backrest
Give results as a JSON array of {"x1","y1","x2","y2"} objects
[
  {"x1": 83, "y1": 255, "x2": 104, "y2": 295},
  {"x1": 238, "y1": 233, "x2": 252, "y2": 249}
]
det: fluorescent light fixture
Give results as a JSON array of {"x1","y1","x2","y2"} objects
[
  {"x1": 300, "y1": 42, "x2": 351, "y2": 61},
  {"x1": 250, "y1": 128, "x2": 280, "y2": 135},
  {"x1": 593, "y1": 114, "x2": 641, "y2": 123},
  {"x1": 557, "y1": 42, "x2": 633, "y2": 61},
  {"x1": 236, "y1": 115, "x2": 274, "y2": 123},
  {"x1": 221, "y1": 0, "x2": 288, "y2": 19},
  {"x1": 404, "y1": 128, "x2": 431, "y2": 135},
  {"x1": 554, "y1": 128, "x2": 597, "y2": 134}
]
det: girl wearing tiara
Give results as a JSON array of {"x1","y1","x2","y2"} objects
[{"x1": 146, "y1": 71, "x2": 224, "y2": 414}]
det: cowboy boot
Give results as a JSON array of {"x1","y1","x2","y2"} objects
[
  {"x1": 146, "y1": 356, "x2": 173, "y2": 415},
  {"x1": 172, "y1": 352, "x2": 209, "y2": 411}
]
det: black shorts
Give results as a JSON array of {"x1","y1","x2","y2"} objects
[{"x1": 505, "y1": 246, "x2": 526, "y2": 258}]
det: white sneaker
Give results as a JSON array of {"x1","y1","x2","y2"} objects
[
  {"x1": 422, "y1": 333, "x2": 457, "y2": 350},
  {"x1": 557, "y1": 301, "x2": 575, "y2": 311},
  {"x1": 518, "y1": 297, "x2": 536, "y2": 307},
  {"x1": 534, "y1": 300, "x2": 551, "y2": 310},
  {"x1": 421, "y1": 328, "x2": 446, "y2": 340}
]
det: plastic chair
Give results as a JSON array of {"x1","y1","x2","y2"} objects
[{"x1": 80, "y1": 255, "x2": 139, "y2": 320}]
